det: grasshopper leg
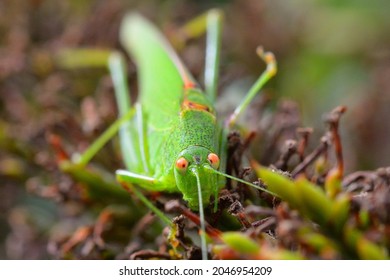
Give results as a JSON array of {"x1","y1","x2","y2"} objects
[
  {"x1": 135, "y1": 103, "x2": 150, "y2": 173},
  {"x1": 204, "y1": 9, "x2": 222, "y2": 103},
  {"x1": 110, "y1": 52, "x2": 175, "y2": 227},
  {"x1": 110, "y1": 52, "x2": 166, "y2": 188},
  {"x1": 173, "y1": 9, "x2": 223, "y2": 103},
  {"x1": 116, "y1": 170, "x2": 162, "y2": 191},
  {"x1": 226, "y1": 48, "x2": 277, "y2": 129},
  {"x1": 116, "y1": 171, "x2": 172, "y2": 226},
  {"x1": 109, "y1": 52, "x2": 144, "y2": 172}
]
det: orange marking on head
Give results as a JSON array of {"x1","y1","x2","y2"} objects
[
  {"x1": 183, "y1": 80, "x2": 196, "y2": 89},
  {"x1": 183, "y1": 75, "x2": 196, "y2": 89},
  {"x1": 182, "y1": 100, "x2": 210, "y2": 112},
  {"x1": 180, "y1": 69, "x2": 197, "y2": 89}
]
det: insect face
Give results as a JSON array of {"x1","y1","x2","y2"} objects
[{"x1": 174, "y1": 146, "x2": 221, "y2": 210}]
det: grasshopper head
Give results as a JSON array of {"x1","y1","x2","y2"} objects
[{"x1": 173, "y1": 145, "x2": 220, "y2": 210}]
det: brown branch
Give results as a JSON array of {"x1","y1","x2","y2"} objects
[
  {"x1": 296, "y1": 127, "x2": 313, "y2": 162},
  {"x1": 274, "y1": 139, "x2": 297, "y2": 171},
  {"x1": 291, "y1": 135, "x2": 331, "y2": 178},
  {"x1": 325, "y1": 105, "x2": 347, "y2": 178}
]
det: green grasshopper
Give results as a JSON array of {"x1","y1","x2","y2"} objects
[{"x1": 62, "y1": 9, "x2": 276, "y2": 259}]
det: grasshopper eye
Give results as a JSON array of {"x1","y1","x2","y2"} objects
[
  {"x1": 176, "y1": 157, "x2": 189, "y2": 173},
  {"x1": 207, "y1": 153, "x2": 220, "y2": 169}
]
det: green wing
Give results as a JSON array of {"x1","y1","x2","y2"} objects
[
  {"x1": 120, "y1": 13, "x2": 196, "y2": 129},
  {"x1": 120, "y1": 13, "x2": 199, "y2": 176}
]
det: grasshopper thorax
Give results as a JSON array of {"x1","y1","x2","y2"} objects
[{"x1": 173, "y1": 145, "x2": 220, "y2": 210}]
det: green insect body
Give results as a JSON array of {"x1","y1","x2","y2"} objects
[
  {"x1": 55, "y1": 8, "x2": 276, "y2": 260},
  {"x1": 115, "y1": 14, "x2": 226, "y2": 210},
  {"x1": 91, "y1": 10, "x2": 277, "y2": 260}
]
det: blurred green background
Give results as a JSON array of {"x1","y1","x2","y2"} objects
[{"x1": 1, "y1": 0, "x2": 390, "y2": 259}]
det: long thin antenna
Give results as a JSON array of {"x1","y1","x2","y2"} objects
[
  {"x1": 204, "y1": 165, "x2": 279, "y2": 198},
  {"x1": 192, "y1": 168, "x2": 208, "y2": 260}
]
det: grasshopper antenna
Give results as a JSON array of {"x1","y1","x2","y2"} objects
[
  {"x1": 204, "y1": 165, "x2": 279, "y2": 198},
  {"x1": 192, "y1": 168, "x2": 208, "y2": 260}
]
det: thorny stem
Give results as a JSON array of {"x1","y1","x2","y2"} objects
[
  {"x1": 296, "y1": 127, "x2": 313, "y2": 162},
  {"x1": 326, "y1": 106, "x2": 347, "y2": 178},
  {"x1": 251, "y1": 216, "x2": 277, "y2": 234},
  {"x1": 376, "y1": 167, "x2": 390, "y2": 185},
  {"x1": 226, "y1": 131, "x2": 243, "y2": 188},
  {"x1": 228, "y1": 200, "x2": 252, "y2": 229},
  {"x1": 47, "y1": 133, "x2": 70, "y2": 162},
  {"x1": 165, "y1": 200, "x2": 222, "y2": 241},
  {"x1": 93, "y1": 209, "x2": 114, "y2": 248},
  {"x1": 130, "y1": 250, "x2": 171, "y2": 260},
  {"x1": 260, "y1": 101, "x2": 301, "y2": 164},
  {"x1": 291, "y1": 135, "x2": 331, "y2": 178},
  {"x1": 172, "y1": 215, "x2": 186, "y2": 244},
  {"x1": 242, "y1": 131, "x2": 257, "y2": 152},
  {"x1": 342, "y1": 167, "x2": 390, "y2": 190},
  {"x1": 131, "y1": 212, "x2": 157, "y2": 237},
  {"x1": 274, "y1": 139, "x2": 297, "y2": 171},
  {"x1": 61, "y1": 226, "x2": 92, "y2": 254}
]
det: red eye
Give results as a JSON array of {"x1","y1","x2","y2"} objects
[
  {"x1": 175, "y1": 157, "x2": 188, "y2": 172},
  {"x1": 207, "y1": 153, "x2": 220, "y2": 169}
]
